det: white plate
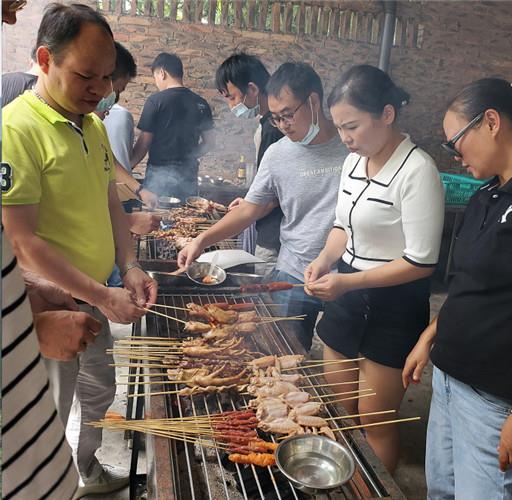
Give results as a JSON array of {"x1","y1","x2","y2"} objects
[{"x1": 196, "y1": 249, "x2": 265, "y2": 269}]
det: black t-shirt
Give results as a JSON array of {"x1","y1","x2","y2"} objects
[
  {"x1": 138, "y1": 87, "x2": 213, "y2": 165},
  {"x1": 2, "y1": 72, "x2": 38, "y2": 107},
  {"x1": 431, "y1": 177, "x2": 512, "y2": 402},
  {"x1": 254, "y1": 112, "x2": 284, "y2": 249}
]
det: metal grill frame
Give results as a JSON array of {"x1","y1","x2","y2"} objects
[{"x1": 132, "y1": 290, "x2": 406, "y2": 500}]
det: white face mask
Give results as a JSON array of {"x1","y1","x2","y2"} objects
[
  {"x1": 231, "y1": 94, "x2": 259, "y2": 119},
  {"x1": 297, "y1": 97, "x2": 320, "y2": 145},
  {"x1": 96, "y1": 85, "x2": 116, "y2": 113}
]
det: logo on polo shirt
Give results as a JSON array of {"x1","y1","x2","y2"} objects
[
  {"x1": 500, "y1": 204, "x2": 512, "y2": 224},
  {"x1": 101, "y1": 144, "x2": 111, "y2": 172},
  {"x1": 0, "y1": 162, "x2": 13, "y2": 192}
]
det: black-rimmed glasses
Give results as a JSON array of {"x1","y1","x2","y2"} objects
[
  {"x1": 269, "y1": 97, "x2": 309, "y2": 128},
  {"x1": 441, "y1": 112, "x2": 484, "y2": 158}
]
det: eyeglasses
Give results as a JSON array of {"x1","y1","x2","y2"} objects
[
  {"x1": 7, "y1": 0, "x2": 27, "y2": 12},
  {"x1": 269, "y1": 97, "x2": 309, "y2": 128},
  {"x1": 441, "y1": 112, "x2": 484, "y2": 158}
]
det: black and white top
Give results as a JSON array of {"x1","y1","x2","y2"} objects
[
  {"x1": 334, "y1": 135, "x2": 445, "y2": 271},
  {"x1": 2, "y1": 227, "x2": 78, "y2": 500}
]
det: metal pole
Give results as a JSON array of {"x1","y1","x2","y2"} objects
[{"x1": 378, "y1": 0, "x2": 397, "y2": 72}]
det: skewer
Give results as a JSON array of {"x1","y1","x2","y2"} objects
[
  {"x1": 143, "y1": 307, "x2": 187, "y2": 324},
  {"x1": 301, "y1": 367, "x2": 359, "y2": 378},
  {"x1": 326, "y1": 409, "x2": 396, "y2": 421},
  {"x1": 310, "y1": 388, "x2": 372, "y2": 399},
  {"x1": 284, "y1": 357, "x2": 365, "y2": 371},
  {"x1": 333, "y1": 416, "x2": 421, "y2": 432}
]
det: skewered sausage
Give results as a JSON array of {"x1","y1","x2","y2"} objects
[{"x1": 228, "y1": 452, "x2": 276, "y2": 467}]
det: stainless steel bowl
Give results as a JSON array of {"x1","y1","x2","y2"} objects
[
  {"x1": 276, "y1": 435, "x2": 355, "y2": 494},
  {"x1": 158, "y1": 196, "x2": 181, "y2": 208},
  {"x1": 186, "y1": 262, "x2": 226, "y2": 286},
  {"x1": 227, "y1": 272, "x2": 264, "y2": 285}
]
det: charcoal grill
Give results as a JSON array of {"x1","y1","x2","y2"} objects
[{"x1": 127, "y1": 290, "x2": 406, "y2": 499}]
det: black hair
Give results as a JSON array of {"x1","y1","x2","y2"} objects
[
  {"x1": 36, "y1": 3, "x2": 113, "y2": 64},
  {"x1": 266, "y1": 62, "x2": 323, "y2": 103},
  {"x1": 30, "y1": 45, "x2": 37, "y2": 62},
  {"x1": 447, "y1": 78, "x2": 512, "y2": 122},
  {"x1": 112, "y1": 41, "x2": 137, "y2": 81},
  {"x1": 215, "y1": 52, "x2": 270, "y2": 95},
  {"x1": 151, "y1": 52, "x2": 183, "y2": 79},
  {"x1": 327, "y1": 65, "x2": 409, "y2": 121}
]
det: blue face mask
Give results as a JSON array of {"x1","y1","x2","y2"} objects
[
  {"x1": 231, "y1": 94, "x2": 259, "y2": 119},
  {"x1": 297, "y1": 97, "x2": 320, "y2": 146},
  {"x1": 96, "y1": 89, "x2": 116, "y2": 113}
]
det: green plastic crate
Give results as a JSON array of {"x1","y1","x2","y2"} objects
[{"x1": 439, "y1": 172, "x2": 486, "y2": 207}]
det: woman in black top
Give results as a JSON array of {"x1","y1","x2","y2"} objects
[{"x1": 403, "y1": 78, "x2": 512, "y2": 498}]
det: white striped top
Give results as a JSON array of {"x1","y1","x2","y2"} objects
[{"x1": 2, "y1": 227, "x2": 78, "y2": 500}]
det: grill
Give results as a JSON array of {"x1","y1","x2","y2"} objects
[{"x1": 129, "y1": 290, "x2": 405, "y2": 500}]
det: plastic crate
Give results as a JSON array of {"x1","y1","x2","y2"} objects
[{"x1": 439, "y1": 172, "x2": 486, "y2": 206}]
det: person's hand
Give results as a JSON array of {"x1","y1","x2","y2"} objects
[
  {"x1": 304, "y1": 273, "x2": 351, "y2": 301},
  {"x1": 177, "y1": 238, "x2": 205, "y2": 268},
  {"x1": 499, "y1": 416, "x2": 512, "y2": 472},
  {"x1": 23, "y1": 271, "x2": 79, "y2": 313},
  {"x1": 228, "y1": 197, "x2": 245, "y2": 211},
  {"x1": 122, "y1": 266, "x2": 158, "y2": 307},
  {"x1": 402, "y1": 336, "x2": 432, "y2": 388},
  {"x1": 304, "y1": 255, "x2": 331, "y2": 286},
  {"x1": 96, "y1": 287, "x2": 146, "y2": 324},
  {"x1": 139, "y1": 188, "x2": 159, "y2": 209},
  {"x1": 129, "y1": 212, "x2": 162, "y2": 235},
  {"x1": 34, "y1": 310, "x2": 101, "y2": 361}
]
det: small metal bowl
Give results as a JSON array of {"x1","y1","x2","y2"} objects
[
  {"x1": 186, "y1": 262, "x2": 226, "y2": 286},
  {"x1": 276, "y1": 435, "x2": 355, "y2": 494},
  {"x1": 158, "y1": 196, "x2": 181, "y2": 209}
]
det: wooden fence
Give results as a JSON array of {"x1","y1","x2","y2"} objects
[{"x1": 98, "y1": 0, "x2": 423, "y2": 48}]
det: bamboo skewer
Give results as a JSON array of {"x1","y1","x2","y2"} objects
[
  {"x1": 326, "y1": 409, "x2": 396, "y2": 421},
  {"x1": 311, "y1": 388, "x2": 372, "y2": 399},
  {"x1": 143, "y1": 307, "x2": 187, "y2": 324},
  {"x1": 333, "y1": 416, "x2": 421, "y2": 432},
  {"x1": 285, "y1": 357, "x2": 365, "y2": 371}
]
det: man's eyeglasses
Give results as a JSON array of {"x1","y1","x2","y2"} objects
[
  {"x1": 441, "y1": 112, "x2": 484, "y2": 158},
  {"x1": 269, "y1": 97, "x2": 309, "y2": 128},
  {"x1": 7, "y1": 0, "x2": 27, "y2": 12}
]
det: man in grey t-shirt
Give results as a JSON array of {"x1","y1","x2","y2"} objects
[{"x1": 179, "y1": 63, "x2": 347, "y2": 350}]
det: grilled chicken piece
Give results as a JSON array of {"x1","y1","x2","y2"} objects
[
  {"x1": 202, "y1": 325, "x2": 236, "y2": 341},
  {"x1": 248, "y1": 381, "x2": 299, "y2": 398},
  {"x1": 288, "y1": 401, "x2": 323, "y2": 419},
  {"x1": 236, "y1": 322, "x2": 257, "y2": 334},
  {"x1": 281, "y1": 391, "x2": 311, "y2": 407},
  {"x1": 249, "y1": 374, "x2": 301, "y2": 386},
  {"x1": 237, "y1": 311, "x2": 258, "y2": 323},
  {"x1": 256, "y1": 401, "x2": 289, "y2": 422},
  {"x1": 177, "y1": 384, "x2": 241, "y2": 396},
  {"x1": 183, "y1": 321, "x2": 212, "y2": 334},
  {"x1": 295, "y1": 415, "x2": 329, "y2": 428},
  {"x1": 258, "y1": 417, "x2": 304, "y2": 435},
  {"x1": 248, "y1": 396, "x2": 283, "y2": 409},
  {"x1": 278, "y1": 354, "x2": 305, "y2": 369},
  {"x1": 250, "y1": 355, "x2": 278, "y2": 369},
  {"x1": 320, "y1": 426, "x2": 336, "y2": 440},
  {"x1": 186, "y1": 303, "x2": 212, "y2": 320},
  {"x1": 205, "y1": 305, "x2": 238, "y2": 324},
  {"x1": 188, "y1": 367, "x2": 249, "y2": 388}
]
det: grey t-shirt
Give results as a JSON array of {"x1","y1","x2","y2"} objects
[
  {"x1": 245, "y1": 134, "x2": 347, "y2": 280},
  {"x1": 103, "y1": 104, "x2": 135, "y2": 171}
]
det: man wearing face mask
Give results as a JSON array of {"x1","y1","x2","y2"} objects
[
  {"x1": 131, "y1": 52, "x2": 214, "y2": 200},
  {"x1": 180, "y1": 62, "x2": 347, "y2": 350},
  {"x1": 215, "y1": 53, "x2": 284, "y2": 275}
]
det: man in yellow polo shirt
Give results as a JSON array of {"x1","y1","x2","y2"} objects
[{"x1": 2, "y1": 4, "x2": 156, "y2": 498}]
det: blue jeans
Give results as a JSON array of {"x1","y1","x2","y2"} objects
[
  {"x1": 426, "y1": 366, "x2": 512, "y2": 499},
  {"x1": 269, "y1": 270, "x2": 323, "y2": 352}
]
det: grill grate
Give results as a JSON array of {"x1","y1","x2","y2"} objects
[{"x1": 141, "y1": 291, "x2": 392, "y2": 499}]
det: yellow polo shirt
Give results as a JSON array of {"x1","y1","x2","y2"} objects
[{"x1": 2, "y1": 91, "x2": 116, "y2": 283}]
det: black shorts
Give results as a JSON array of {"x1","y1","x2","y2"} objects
[{"x1": 316, "y1": 261, "x2": 430, "y2": 369}]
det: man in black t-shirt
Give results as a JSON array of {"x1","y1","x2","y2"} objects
[
  {"x1": 215, "y1": 53, "x2": 284, "y2": 274},
  {"x1": 2, "y1": 46, "x2": 39, "y2": 107},
  {"x1": 131, "y1": 52, "x2": 214, "y2": 199}
]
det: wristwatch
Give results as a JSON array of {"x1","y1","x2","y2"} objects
[{"x1": 121, "y1": 261, "x2": 142, "y2": 277}]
